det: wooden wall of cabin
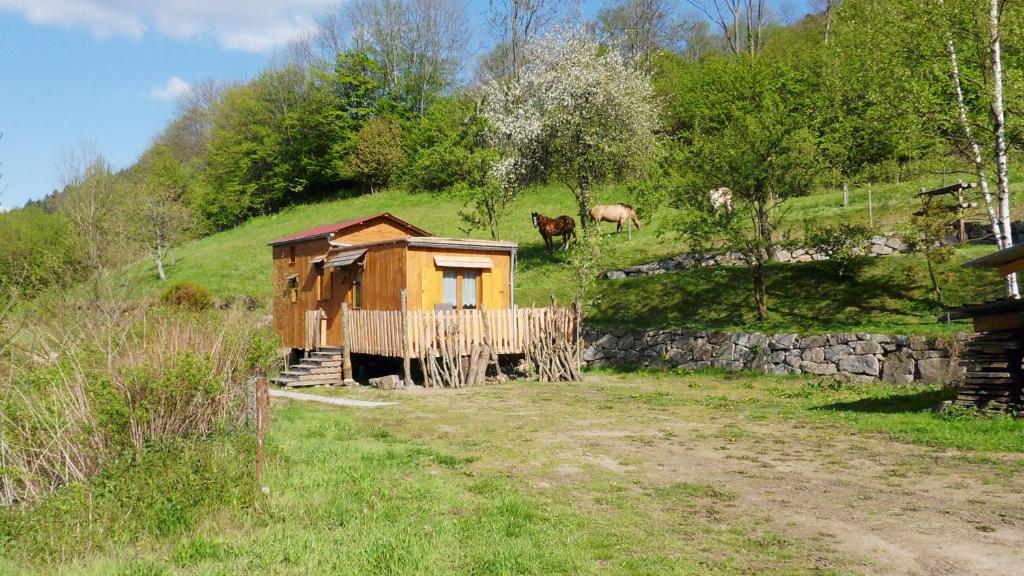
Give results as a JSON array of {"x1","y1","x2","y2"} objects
[
  {"x1": 331, "y1": 219, "x2": 423, "y2": 244},
  {"x1": 405, "y1": 247, "x2": 512, "y2": 311},
  {"x1": 271, "y1": 238, "x2": 330, "y2": 349}
]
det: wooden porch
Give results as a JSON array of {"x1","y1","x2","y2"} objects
[{"x1": 344, "y1": 306, "x2": 577, "y2": 357}]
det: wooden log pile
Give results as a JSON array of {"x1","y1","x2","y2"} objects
[
  {"x1": 418, "y1": 313, "x2": 499, "y2": 388},
  {"x1": 522, "y1": 299, "x2": 582, "y2": 382},
  {"x1": 957, "y1": 329, "x2": 1023, "y2": 411}
]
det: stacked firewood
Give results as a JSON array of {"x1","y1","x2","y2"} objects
[
  {"x1": 418, "y1": 313, "x2": 499, "y2": 388},
  {"x1": 957, "y1": 330, "x2": 1023, "y2": 411},
  {"x1": 522, "y1": 299, "x2": 582, "y2": 382}
]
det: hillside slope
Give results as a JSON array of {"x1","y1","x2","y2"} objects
[{"x1": 126, "y1": 178, "x2": 1015, "y2": 335}]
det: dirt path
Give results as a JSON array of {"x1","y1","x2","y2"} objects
[
  {"x1": 270, "y1": 389, "x2": 396, "y2": 407},
  {"x1": 350, "y1": 378, "x2": 1024, "y2": 575}
]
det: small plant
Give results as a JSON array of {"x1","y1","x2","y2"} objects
[
  {"x1": 900, "y1": 199, "x2": 956, "y2": 303},
  {"x1": 160, "y1": 281, "x2": 213, "y2": 311},
  {"x1": 804, "y1": 221, "x2": 873, "y2": 279}
]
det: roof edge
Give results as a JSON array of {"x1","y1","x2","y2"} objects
[{"x1": 267, "y1": 212, "x2": 432, "y2": 246}]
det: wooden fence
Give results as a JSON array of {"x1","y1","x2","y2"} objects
[{"x1": 344, "y1": 307, "x2": 577, "y2": 358}]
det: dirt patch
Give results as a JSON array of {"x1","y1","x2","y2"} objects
[{"x1": 342, "y1": 376, "x2": 1024, "y2": 575}]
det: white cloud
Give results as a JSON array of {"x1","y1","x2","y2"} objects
[
  {"x1": 150, "y1": 76, "x2": 193, "y2": 101},
  {"x1": 0, "y1": 0, "x2": 337, "y2": 52}
]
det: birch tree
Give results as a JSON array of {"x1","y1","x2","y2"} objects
[
  {"x1": 988, "y1": 0, "x2": 1017, "y2": 296},
  {"x1": 132, "y1": 145, "x2": 191, "y2": 281}
]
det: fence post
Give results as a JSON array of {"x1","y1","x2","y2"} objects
[
  {"x1": 842, "y1": 181, "x2": 849, "y2": 208},
  {"x1": 341, "y1": 303, "x2": 354, "y2": 383},
  {"x1": 255, "y1": 370, "x2": 269, "y2": 486},
  {"x1": 867, "y1": 182, "x2": 874, "y2": 228},
  {"x1": 400, "y1": 289, "x2": 412, "y2": 387}
]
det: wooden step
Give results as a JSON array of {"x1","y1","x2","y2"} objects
[{"x1": 284, "y1": 378, "x2": 338, "y2": 388}]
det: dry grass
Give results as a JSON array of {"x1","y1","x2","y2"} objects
[{"x1": 0, "y1": 293, "x2": 274, "y2": 506}]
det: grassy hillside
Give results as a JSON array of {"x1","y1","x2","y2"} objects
[{"x1": 124, "y1": 174, "x2": 1019, "y2": 335}]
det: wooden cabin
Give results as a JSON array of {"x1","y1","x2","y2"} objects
[
  {"x1": 945, "y1": 244, "x2": 1024, "y2": 411},
  {"x1": 270, "y1": 213, "x2": 517, "y2": 351}
]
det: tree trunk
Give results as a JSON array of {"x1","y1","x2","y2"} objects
[
  {"x1": 989, "y1": 0, "x2": 1018, "y2": 297},
  {"x1": 756, "y1": 198, "x2": 774, "y2": 260},
  {"x1": 155, "y1": 253, "x2": 167, "y2": 281},
  {"x1": 576, "y1": 176, "x2": 594, "y2": 230},
  {"x1": 753, "y1": 258, "x2": 768, "y2": 321},
  {"x1": 945, "y1": 32, "x2": 1001, "y2": 248}
]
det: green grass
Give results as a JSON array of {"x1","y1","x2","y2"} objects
[
  {"x1": 124, "y1": 172, "x2": 1022, "y2": 335},
  {"x1": 4, "y1": 371, "x2": 1022, "y2": 574},
  {"x1": 590, "y1": 244, "x2": 1004, "y2": 335}
]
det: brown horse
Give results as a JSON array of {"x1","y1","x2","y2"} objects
[
  {"x1": 590, "y1": 204, "x2": 641, "y2": 235},
  {"x1": 532, "y1": 212, "x2": 577, "y2": 253}
]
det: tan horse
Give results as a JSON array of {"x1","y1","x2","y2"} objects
[{"x1": 590, "y1": 204, "x2": 641, "y2": 236}]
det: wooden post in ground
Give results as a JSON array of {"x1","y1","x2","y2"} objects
[
  {"x1": 400, "y1": 289, "x2": 412, "y2": 387},
  {"x1": 867, "y1": 183, "x2": 874, "y2": 228},
  {"x1": 842, "y1": 181, "x2": 849, "y2": 208},
  {"x1": 341, "y1": 303, "x2": 354, "y2": 383},
  {"x1": 956, "y1": 180, "x2": 967, "y2": 243},
  {"x1": 255, "y1": 370, "x2": 269, "y2": 485}
]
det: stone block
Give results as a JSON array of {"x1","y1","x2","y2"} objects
[
  {"x1": 852, "y1": 341, "x2": 883, "y2": 355},
  {"x1": 691, "y1": 340, "x2": 714, "y2": 362},
  {"x1": 707, "y1": 331, "x2": 730, "y2": 344},
  {"x1": 801, "y1": 360, "x2": 837, "y2": 375},
  {"x1": 801, "y1": 347, "x2": 825, "y2": 363},
  {"x1": 605, "y1": 270, "x2": 626, "y2": 279},
  {"x1": 917, "y1": 357, "x2": 952, "y2": 384},
  {"x1": 838, "y1": 355, "x2": 880, "y2": 376},
  {"x1": 369, "y1": 375, "x2": 401, "y2": 390},
  {"x1": 824, "y1": 345, "x2": 853, "y2": 362},
  {"x1": 770, "y1": 334, "x2": 799, "y2": 350},
  {"x1": 595, "y1": 333, "x2": 618, "y2": 349},
  {"x1": 583, "y1": 346, "x2": 604, "y2": 362},
  {"x1": 802, "y1": 335, "x2": 828, "y2": 348},
  {"x1": 716, "y1": 341, "x2": 736, "y2": 361},
  {"x1": 882, "y1": 349, "x2": 915, "y2": 385}
]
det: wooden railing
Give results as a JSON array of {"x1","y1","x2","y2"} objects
[{"x1": 344, "y1": 307, "x2": 577, "y2": 358}]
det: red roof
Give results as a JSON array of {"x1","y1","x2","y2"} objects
[{"x1": 267, "y1": 212, "x2": 431, "y2": 246}]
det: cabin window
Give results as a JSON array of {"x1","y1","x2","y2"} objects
[
  {"x1": 285, "y1": 274, "x2": 298, "y2": 303},
  {"x1": 442, "y1": 268, "x2": 482, "y2": 310},
  {"x1": 289, "y1": 246, "x2": 296, "y2": 265},
  {"x1": 352, "y1": 269, "x2": 363, "y2": 309},
  {"x1": 317, "y1": 266, "x2": 331, "y2": 301}
]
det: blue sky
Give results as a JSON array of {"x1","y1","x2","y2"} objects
[{"x1": 0, "y1": 0, "x2": 810, "y2": 209}]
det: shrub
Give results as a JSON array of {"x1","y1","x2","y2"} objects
[
  {"x1": 0, "y1": 434, "x2": 254, "y2": 563},
  {"x1": 160, "y1": 281, "x2": 213, "y2": 311},
  {"x1": 803, "y1": 221, "x2": 873, "y2": 279},
  {"x1": 0, "y1": 302, "x2": 276, "y2": 506}
]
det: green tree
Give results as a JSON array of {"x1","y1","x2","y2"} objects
[
  {"x1": 131, "y1": 144, "x2": 192, "y2": 281},
  {"x1": 670, "y1": 54, "x2": 822, "y2": 320},
  {"x1": 347, "y1": 117, "x2": 405, "y2": 193}
]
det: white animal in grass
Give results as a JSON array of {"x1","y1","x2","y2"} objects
[{"x1": 709, "y1": 187, "x2": 733, "y2": 215}]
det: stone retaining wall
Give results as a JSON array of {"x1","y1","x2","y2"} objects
[
  {"x1": 582, "y1": 328, "x2": 969, "y2": 384},
  {"x1": 603, "y1": 235, "x2": 910, "y2": 280}
]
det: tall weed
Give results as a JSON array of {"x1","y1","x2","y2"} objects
[{"x1": 0, "y1": 296, "x2": 276, "y2": 506}]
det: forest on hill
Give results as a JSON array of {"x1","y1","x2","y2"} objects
[{"x1": 1, "y1": 0, "x2": 1022, "y2": 302}]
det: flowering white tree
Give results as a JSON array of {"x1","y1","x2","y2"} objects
[{"x1": 480, "y1": 27, "x2": 660, "y2": 227}]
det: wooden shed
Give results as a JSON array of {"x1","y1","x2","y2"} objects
[
  {"x1": 944, "y1": 244, "x2": 1024, "y2": 411},
  {"x1": 270, "y1": 213, "x2": 516, "y2": 350},
  {"x1": 268, "y1": 213, "x2": 580, "y2": 388}
]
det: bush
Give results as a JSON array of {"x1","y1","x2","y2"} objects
[
  {"x1": 160, "y1": 281, "x2": 213, "y2": 311},
  {"x1": 0, "y1": 303, "x2": 276, "y2": 506},
  {"x1": 803, "y1": 221, "x2": 873, "y2": 279},
  {"x1": 0, "y1": 434, "x2": 254, "y2": 563}
]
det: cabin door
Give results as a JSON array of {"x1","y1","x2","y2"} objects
[{"x1": 323, "y1": 267, "x2": 353, "y2": 346}]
